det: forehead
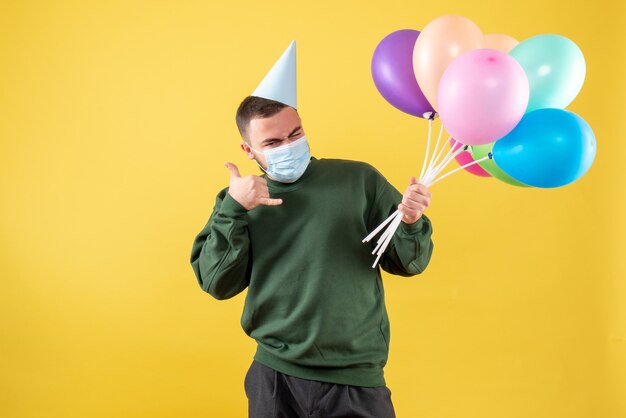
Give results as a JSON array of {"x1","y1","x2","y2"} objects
[{"x1": 247, "y1": 107, "x2": 301, "y2": 143}]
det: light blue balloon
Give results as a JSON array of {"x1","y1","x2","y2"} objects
[
  {"x1": 510, "y1": 34, "x2": 586, "y2": 112},
  {"x1": 492, "y1": 108, "x2": 596, "y2": 188}
]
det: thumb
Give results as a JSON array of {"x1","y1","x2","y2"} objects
[
  {"x1": 224, "y1": 162, "x2": 241, "y2": 178},
  {"x1": 409, "y1": 176, "x2": 418, "y2": 185}
]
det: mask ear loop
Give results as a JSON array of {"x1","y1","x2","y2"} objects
[
  {"x1": 245, "y1": 142, "x2": 264, "y2": 156},
  {"x1": 254, "y1": 160, "x2": 268, "y2": 174},
  {"x1": 244, "y1": 143, "x2": 269, "y2": 174}
]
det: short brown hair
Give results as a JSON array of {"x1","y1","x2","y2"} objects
[{"x1": 235, "y1": 96, "x2": 291, "y2": 142}]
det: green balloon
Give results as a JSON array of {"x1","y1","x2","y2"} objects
[
  {"x1": 510, "y1": 34, "x2": 586, "y2": 112},
  {"x1": 470, "y1": 143, "x2": 530, "y2": 187}
]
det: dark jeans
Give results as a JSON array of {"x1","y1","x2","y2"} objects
[{"x1": 244, "y1": 360, "x2": 396, "y2": 418}]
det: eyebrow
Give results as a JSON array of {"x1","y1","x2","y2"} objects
[{"x1": 261, "y1": 126, "x2": 302, "y2": 145}]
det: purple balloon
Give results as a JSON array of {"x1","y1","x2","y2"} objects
[{"x1": 372, "y1": 29, "x2": 435, "y2": 118}]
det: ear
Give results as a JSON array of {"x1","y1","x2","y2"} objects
[{"x1": 240, "y1": 142, "x2": 255, "y2": 160}]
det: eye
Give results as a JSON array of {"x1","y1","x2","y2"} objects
[{"x1": 265, "y1": 140, "x2": 281, "y2": 148}]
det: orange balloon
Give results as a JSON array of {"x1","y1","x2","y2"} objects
[
  {"x1": 413, "y1": 15, "x2": 484, "y2": 111},
  {"x1": 484, "y1": 33, "x2": 519, "y2": 53}
]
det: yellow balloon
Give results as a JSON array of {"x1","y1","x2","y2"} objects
[{"x1": 413, "y1": 15, "x2": 484, "y2": 111}]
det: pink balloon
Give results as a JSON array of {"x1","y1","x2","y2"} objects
[
  {"x1": 451, "y1": 140, "x2": 491, "y2": 177},
  {"x1": 437, "y1": 49, "x2": 529, "y2": 145}
]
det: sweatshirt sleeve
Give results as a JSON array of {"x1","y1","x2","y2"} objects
[
  {"x1": 366, "y1": 171, "x2": 434, "y2": 277},
  {"x1": 190, "y1": 187, "x2": 252, "y2": 299}
]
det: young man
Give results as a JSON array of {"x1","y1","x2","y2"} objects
[{"x1": 190, "y1": 42, "x2": 433, "y2": 417}]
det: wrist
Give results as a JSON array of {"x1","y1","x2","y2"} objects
[
  {"x1": 399, "y1": 215, "x2": 423, "y2": 233},
  {"x1": 223, "y1": 191, "x2": 250, "y2": 215}
]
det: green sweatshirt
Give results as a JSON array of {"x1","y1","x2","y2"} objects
[{"x1": 190, "y1": 156, "x2": 434, "y2": 387}]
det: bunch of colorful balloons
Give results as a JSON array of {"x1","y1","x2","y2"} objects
[
  {"x1": 364, "y1": 15, "x2": 596, "y2": 267},
  {"x1": 370, "y1": 15, "x2": 596, "y2": 189}
]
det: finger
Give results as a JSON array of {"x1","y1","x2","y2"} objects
[
  {"x1": 419, "y1": 184, "x2": 432, "y2": 197},
  {"x1": 402, "y1": 198, "x2": 428, "y2": 213},
  {"x1": 409, "y1": 183, "x2": 431, "y2": 196},
  {"x1": 409, "y1": 176, "x2": 418, "y2": 185},
  {"x1": 399, "y1": 202, "x2": 419, "y2": 214},
  {"x1": 259, "y1": 197, "x2": 283, "y2": 206},
  {"x1": 403, "y1": 193, "x2": 430, "y2": 207},
  {"x1": 398, "y1": 202, "x2": 406, "y2": 215},
  {"x1": 224, "y1": 162, "x2": 241, "y2": 178},
  {"x1": 399, "y1": 203, "x2": 419, "y2": 220},
  {"x1": 408, "y1": 187, "x2": 432, "y2": 201},
  {"x1": 404, "y1": 188, "x2": 427, "y2": 199}
]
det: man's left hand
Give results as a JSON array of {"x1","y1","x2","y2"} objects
[{"x1": 399, "y1": 176, "x2": 431, "y2": 224}]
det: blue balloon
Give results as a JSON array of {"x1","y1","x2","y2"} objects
[{"x1": 492, "y1": 108, "x2": 596, "y2": 188}]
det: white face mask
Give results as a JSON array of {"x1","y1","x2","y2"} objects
[{"x1": 249, "y1": 136, "x2": 311, "y2": 183}]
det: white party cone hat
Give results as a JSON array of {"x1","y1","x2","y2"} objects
[{"x1": 252, "y1": 40, "x2": 297, "y2": 108}]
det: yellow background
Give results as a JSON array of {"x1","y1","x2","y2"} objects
[{"x1": 1, "y1": 1, "x2": 624, "y2": 417}]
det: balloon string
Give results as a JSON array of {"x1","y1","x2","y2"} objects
[
  {"x1": 426, "y1": 135, "x2": 454, "y2": 181},
  {"x1": 372, "y1": 210, "x2": 402, "y2": 253},
  {"x1": 418, "y1": 117, "x2": 433, "y2": 181},
  {"x1": 426, "y1": 139, "x2": 459, "y2": 177},
  {"x1": 371, "y1": 211, "x2": 404, "y2": 268},
  {"x1": 425, "y1": 122, "x2": 445, "y2": 177},
  {"x1": 429, "y1": 155, "x2": 491, "y2": 186},
  {"x1": 379, "y1": 121, "x2": 445, "y2": 260},
  {"x1": 423, "y1": 140, "x2": 465, "y2": 185},
  {"x1": 362, "y1": 209, "x2": 400, "y2": 243},
  {"x1": 425, "y1": 145, "x2": 468, "y2": 186},
  {"x1": 365, "y1": 116, "x2": 472, "y2": 268}
]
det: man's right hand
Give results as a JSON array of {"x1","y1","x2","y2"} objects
[{"x1": 224, "y1": 162, "x2": 283, "y2": 211}]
